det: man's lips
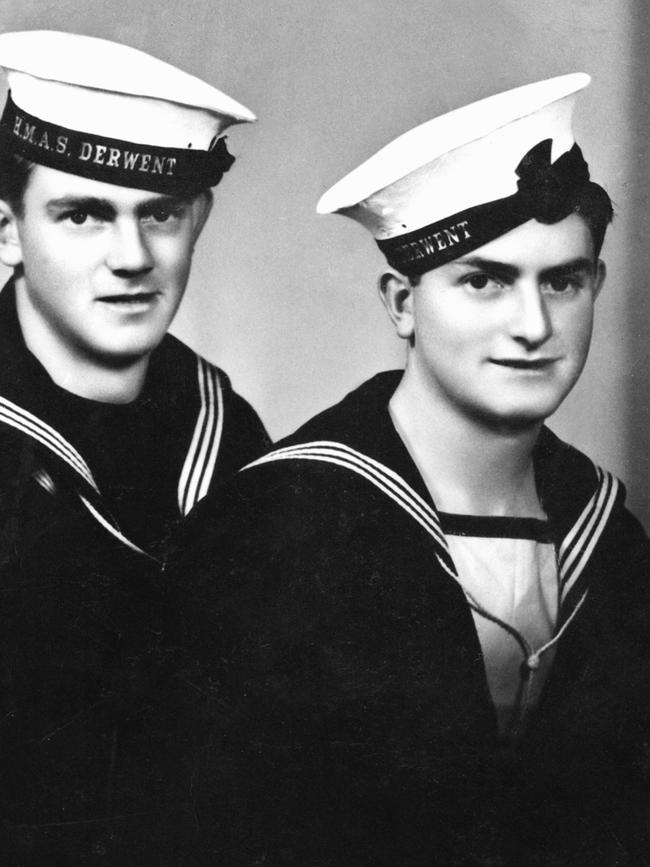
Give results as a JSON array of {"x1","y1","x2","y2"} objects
[
  {"x1": 490, "y1": 358, "x2": 558, "y2": 369},
  {"x1": 97, "y1": 291, "x2": 160, "y2": 304}
]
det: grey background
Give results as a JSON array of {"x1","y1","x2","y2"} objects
[{"x1": 1, "y1": 0, "x2": 649, "y2": 525}]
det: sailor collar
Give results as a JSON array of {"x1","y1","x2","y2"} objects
[
  {"x1": 0, "y1": 281, "x2": 226, "y2": 557},
  {"x1": 242, "y1": 370, "x2": 621, "y2": 645}
]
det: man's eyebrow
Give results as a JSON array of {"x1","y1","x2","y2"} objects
[
  {"x1": 136, "y1": 195, "x2": 190, "y2": 215},
  {"x1": 450, "y1": 256, "x2": 520, "y2": 281},
  {"x1": 539, "y1": 257, "x2": 595, "y2": 280},
  {"x1": 46, "y1": 196, "x2": 117, "y2": 218},
  {"x1": 450, "y1": 255, "x2": 596, "y2": 281}
]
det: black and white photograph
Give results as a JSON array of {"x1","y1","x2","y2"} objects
[{"x1": 0, "y1": 1, "x2": 648, "y2": 863}]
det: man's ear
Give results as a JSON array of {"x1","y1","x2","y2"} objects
[
  {"x1": 594, "y1": 258, "x2": 606, "y2": 299},
  {"x1": 190, "y1": 190, "x2": 213, "y2": 245},
  {"x1": 0, "y1": 199, "x2": 23, "y2": 268},
  {"x1": 378, "y1": 271, "x2": 415, "y2": 340}
]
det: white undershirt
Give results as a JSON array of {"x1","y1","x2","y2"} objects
[
  {"x1": 389, "y1": 402, "x2": 559, "y2": 735},
  {"x1": 442, "y1": 519, "x2": 558, "y2": 736}
]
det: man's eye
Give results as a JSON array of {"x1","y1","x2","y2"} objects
[
  {"x1": 66, "y1": 210, "x2": 89, "y2": 225},
  {"x1": 545, "y1": 276, "x2": 580, "y2": 294},
  {"x1": 464, "y1": 274, "x2": 500, "y2": 291},
  {"x1": 146, "y1": 207, "x2": 182, "y2": 223}
]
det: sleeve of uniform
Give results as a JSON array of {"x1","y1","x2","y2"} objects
[{"x1": 170, "y1": 460, "x2": 504, "y2": 866}]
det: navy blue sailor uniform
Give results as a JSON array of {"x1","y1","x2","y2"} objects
[
  {"x1": 0, "y1": 280, "x2": 270, "y2": 865},
  {"x1": 177, "y1": 371, "x2": 650, "y2": 866}
]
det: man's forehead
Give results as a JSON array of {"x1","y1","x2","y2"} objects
[
  {"x1": 25, "y1": 164, "x2": 186, "y2": 206},
  {"x1": 442, "y1": 214, "x2": 596, "y2": 272}
]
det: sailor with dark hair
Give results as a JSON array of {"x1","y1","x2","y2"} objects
[
  {"x1": 177, "y1": 74, "x2": 650, "y2": 864},
  {"x1": 0, "y1": 30, "x2": 269, "y2": 864}
]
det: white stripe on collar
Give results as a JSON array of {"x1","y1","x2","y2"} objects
[
  {"x1": 244, "y1": 440, "x2": 619, "y2": 599},
  {"x1": 78, "y1": 494, "x2": 155, "y2": 560},
  {"x1": 0, "y1": 395, "x2": 98, "y2": 491},
  {"x1": 177, "y1": 357, "x2": 224, "y2": 517},
  {"x1": 559, "y1": 466, "x2": 619, "y2": 602},
  {"x1": 244, "y1": 440, "x2": 452, "y2": 566},
  {"x1": 0, "y1": 395, "x2": 154, "y2": 559}
]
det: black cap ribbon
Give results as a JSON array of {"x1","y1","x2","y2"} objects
[
  {"x1": 377, "y1": 138, "x2": 592, "y2": 276},
  {"x1": 0, "y1": 92, "x2": 236, "y2": 196}
]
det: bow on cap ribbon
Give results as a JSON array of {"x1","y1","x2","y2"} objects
[
  {"x1": 515, "y1": 139, "x2": 590, "y2": 224},
  {"x1": 203, "y1": 135, "x2": 235, "y2": 185}
]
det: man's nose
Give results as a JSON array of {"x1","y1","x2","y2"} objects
[
  {"x1": 510, "y1": 282, "x2": 552, "y2": 348},
  {"x1": 105, "y1": 220, "x2": 155, "y2": 275}
]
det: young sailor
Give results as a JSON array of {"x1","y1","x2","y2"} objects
[
  {"x1": 178, "y1": 74, "x2": 650, "y2": 864},
  {"x1": 0, "y1": 31, "x2": 268, "y2": 864}
]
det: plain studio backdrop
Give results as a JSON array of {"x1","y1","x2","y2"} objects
[{"x1": 0, "y1": 0, "x2": 649, "y2": 526}]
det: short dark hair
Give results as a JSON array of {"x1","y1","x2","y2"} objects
[
  {"x1": 408, "y1": 181, "x2": 614, "y2": 285},
  {"x1": 0, "y1": 151, "x2": 35, "y2": 217},
  {"x1": 571, "y1": 180, "x2": 614, "y2": 258}
]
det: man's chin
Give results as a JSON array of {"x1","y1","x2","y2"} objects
[
  {"x1": 470, "y1": 404, "x2": 554, "y2": 436},
  {"x1": 90, "y1": 342, "x2": 157, "y2": 371}
]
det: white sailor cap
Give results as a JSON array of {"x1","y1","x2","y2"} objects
[
  {"x1": 317, "y1": 74, "x2": 598, "y2": 275},
  {"x1": 0, "y1": 30, "x2": 256, "y2": 195}
]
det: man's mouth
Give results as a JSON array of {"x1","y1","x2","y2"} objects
[
  {"x1": 490, "y1": 358, "x2": 558, "y2": 369},
  {"x1": 98, "y1": 291, "x2": 160, "y2": 305}
]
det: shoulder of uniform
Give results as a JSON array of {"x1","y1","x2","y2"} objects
[
  {"x1": 538, "y1": 426, "x2": 622, "y2": 497},
  {"x1": 179, "y1": 447, "x2": 361, "y2": 584},
  {"x1": 537, "y1": 425, "x2": 637, "y2": 561},
  {"x1": 151, "y1": 334, "x2": 233, "y2": 396},
  {"x1": 234, "y1": 441, "x2": 388, "y2": 537}
]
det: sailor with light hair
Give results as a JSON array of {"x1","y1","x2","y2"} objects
[{"x1": 0, "y1": 30, "x2": 269, "y2": 864}]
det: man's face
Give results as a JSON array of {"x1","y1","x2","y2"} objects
[
  {"x1": 400, "y1": 214, "x2": 605, "y2": 430},
  {"x1": 5, "y1": 165, "x2": 209, "y2": 367}
]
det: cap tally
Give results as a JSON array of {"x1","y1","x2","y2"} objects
[{"x1": 317, "y1": 74, "x2": 593, "y2": 275}]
